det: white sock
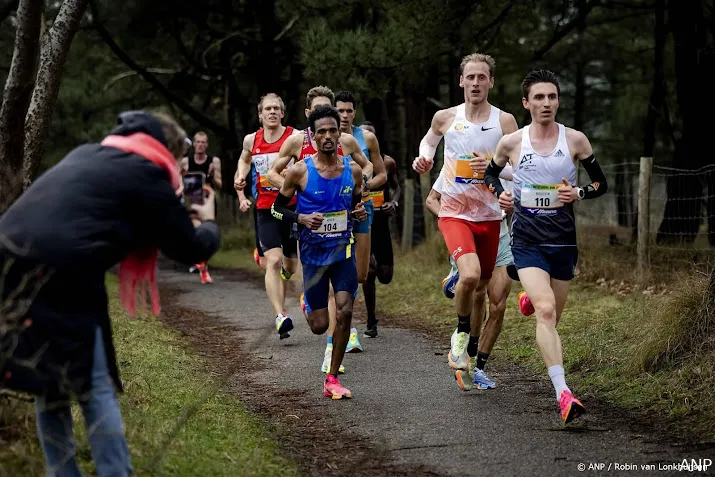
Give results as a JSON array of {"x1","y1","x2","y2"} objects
[
  {"x1": 350, "y1": 327, "x2": 357, "y2": 334},
  {"x1": 548, "y1": 365, "x2": 570, "y2": 401}
]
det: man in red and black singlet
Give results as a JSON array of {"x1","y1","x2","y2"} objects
[
  {"x1": 181, "y1": 131, "x2": 223, "y2": 284},
  {"x1": 234, "y1": 93, "x2": 302, "y2": 340}
]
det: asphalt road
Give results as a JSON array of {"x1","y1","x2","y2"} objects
[{"x1": 158, "y1": 266, "x2": 714, "y2": 477}]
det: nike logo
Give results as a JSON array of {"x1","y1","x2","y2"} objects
[{"x1": 481, "y1": 126, "x2": 495, "y2": 131}]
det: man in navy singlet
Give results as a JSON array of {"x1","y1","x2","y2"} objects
[
  {"x1": 484, "y1": 70, "x2": 608, "y2": 424},
  {"x1": 272, "y1": 105, "x2": 367, "y2": 400}
]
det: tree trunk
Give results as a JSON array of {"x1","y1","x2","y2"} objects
[
  {"x1": 0, "y1": 0, "x2": 43, "y2": 212},
  {"x1": 658, "y1": 0, "x2": 713, "y2": 243},
  {"x1": 23, "y1": 0, "x2": 88, "y2": 187}
]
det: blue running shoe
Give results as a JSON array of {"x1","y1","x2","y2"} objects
[
  {"x1": 441, "y1": 256, "x2": 459, "y2": 299},
  {"x1": 474, "y1": 369, "x2": 496, "y2": 390}
]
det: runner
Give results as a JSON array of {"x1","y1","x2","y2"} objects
[
  {"x1": 358, "y1": 121, "x2": 400, "y2": 338},
  {"x1": 271, "y1": 105, "x2": 367, "y2": 399},
  {"x1": 426, "y1": 163, "x2": 522, "y2": 390},
  {"x1": 484, "y1": 69, "x2": 608, "y2": 423},
  {"x1": 234, "y1": 93, "x2": 299, "y2": 339},
  {"x1": 182, "y1": 131, "x2": 222, "y2": 284},
  {"x1": 412, "y1": 53, "x2": 518, "y2": 383},
  {"x1": 268, "y1": 86, "x2": 371, "y2": 373}
]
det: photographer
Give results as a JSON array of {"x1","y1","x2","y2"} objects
[{"x1": 0, "y1": 110, "x2": 220, "y2": 476}]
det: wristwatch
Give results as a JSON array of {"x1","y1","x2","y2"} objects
[
  {"x1": 576, "y1": 187, "x2": 585, "y2": 200},
  {"x1": 363, "y1": 175, "x2": 370, "y2": 191}
]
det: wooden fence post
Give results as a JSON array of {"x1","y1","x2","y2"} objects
[
  {"x1": 638, "y1": 156, "x2": 653, "y2": 283},
  {"x1": 401, "y1": 178, "x2": 414, "y2": 252}
]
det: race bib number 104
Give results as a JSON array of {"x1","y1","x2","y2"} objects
[{"x1": 317, "y1": 210, "x2": 348, "y2": 234}]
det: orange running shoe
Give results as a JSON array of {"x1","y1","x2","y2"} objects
[
  {"x1": 559, "y1": 390, "x2": 586, "y2": 424},
  {"x1": 323, "y1": 374, "x2": 352, "y2": 400},
  {"x1": 200, "y1": 265, "x2": 213, "y2": 284},
  {"x1": 518, "y1": 290, "x2": 534, "y2": 316},
  {"x1": 253, "y1": 248, "x2": 261, "y2": 267}
]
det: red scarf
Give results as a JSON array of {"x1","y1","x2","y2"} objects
[{"x1": 101, "y1": 133, "x2": 181, "y2": 317}]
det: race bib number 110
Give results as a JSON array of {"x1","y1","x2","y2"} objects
[{"x1": 521, "y1": 184, "x2": 563, "y2": 213}]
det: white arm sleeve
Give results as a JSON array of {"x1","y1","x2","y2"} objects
[{"x1": 419, "y1": 129, "x2": 442, "y2": 160}]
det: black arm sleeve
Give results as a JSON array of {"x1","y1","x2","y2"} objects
[
  {"x1": 271, "y1": 191, "x2": 299, "y2": 222},
  {"x1": 579, "y1": 155, "x2": 608, "y2": 199},
  {"x1": 138, "y1": 166, "x2": 221, "y2": 266},
  {"x1": 484, "y1": 160, "x2": 506, "y2": 197}
]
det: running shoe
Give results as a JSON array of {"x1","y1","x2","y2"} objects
[
  {"x1": 323, "y1": 374, "x2": 352, "y2": 400},
  {"x1": 441, "y1": 256, "x2": 459, "y2": 299},
  {"x1": 345, "y1": 328, "x2": 363, "y2": 353},
  {"x1": 275, "y1": 312, "x2": 293, "y2": 339},
  {"x1": 518, "y1": 290, "x2": 534, "y2": 316},
  {"x1": 200, "y1": 265, "x2": 213, "y2": 284},
  {"x1": 321, "y1": 345, "x2": 345, "y2": 374},
  {"x1": 280, "y1": 264, "x2": 293, "y2": 280},
  {"x1": 559, "y1": 390, "x2": 586, "y2": 424},
  {"x1": 189, "y1": 264, "x2": 198, "y2": 273},
  {"x1": 454, "y1": 356, "x2": 478, "y2": 391},
  {"x1": 363, "y1": 325, "x2": 378, "y2": 338},
  {"x1": 448, "y1": 329, "x2": 469, "y2": 370},
  {"x1": 299, "y1": 293, "x2": 307, "y2": 318},
  {"x1": 473, "y1": 369, "x2": 497, "y2": 389},
  {"x1": 253, "y1": 248, "x2": 261, "y2": 267}
]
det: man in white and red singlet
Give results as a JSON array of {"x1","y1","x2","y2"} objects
[
  {"x1": 413, "y1": 53, "x2": 518, "y2": 389},
  {"x1": 268, "y1": 85, "x2": 371, "y2": 374},
  {"x1": 234, "y1": 93, "x2": 300, "y2": 340}
]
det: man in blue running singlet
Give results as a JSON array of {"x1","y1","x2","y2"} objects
[{"x1": 272, "y1": 105, "x2": 367, "y2": 400}]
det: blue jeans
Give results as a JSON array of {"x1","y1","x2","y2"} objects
[{"x1": 35, "y1": 327, "x2": 132, "y2": 477}]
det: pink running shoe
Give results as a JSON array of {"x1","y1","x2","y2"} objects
[
  {"x1": 323, "y1": 374, "x2": 352, "y2": 400},
  {"x1": 559, "y1": 390, "x2": 586, "y2": 424},
  {"x1": 518, "y1": 290, "x2": 534, "y2": 316}
]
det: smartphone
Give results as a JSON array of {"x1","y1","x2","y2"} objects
[{"x1": 183, "y1": 172, "x2": 205, "y2": 207}]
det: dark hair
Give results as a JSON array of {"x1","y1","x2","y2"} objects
[
  {"x1": 335, "y1": 91, "x2": 357, "y2": 108},
  {"x1": 360, "y1": 120, "x2": 374, "y2": 128},
  {"x1": 309, "y1": 105, "x2": 341, "y2": 133},
  {"x1": 521, "y1": 69, "x2": 560, "y2": 99}
]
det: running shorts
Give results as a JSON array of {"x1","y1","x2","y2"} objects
[
  {"x1": 511, "y1": 244, "x2": 578, "y2": 281},
  {"x1": 370, "y1": 212, "x2": 393, "y2": 267},
  {"x1": 256, "y1": 209, "x2": 297, "y2": 258},
  {"x1": 437, "y1": 217, "x2": 500, "y2": 280},
  {"x1": 302, "y1": 257, "x2": 359, "y2": 312}
]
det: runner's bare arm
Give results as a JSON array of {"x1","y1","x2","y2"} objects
[
  {"x1": 385, "y1": 155, "x2": 401, "y2": 205},
  {"x1": 267, "y1": 134, "x2": 302, "y2": 189},
  {"x1": 210, "y1": 157, "x2": 222, "y2": 189},
  {"x1": 363, "y1": 130, "x2": 386, "y2": 190},
  {"x1": 180, "y1": 157, "x2": 189, "y2": 173},
  {"x1": 271, "y1": 161, "x2": 306, "y2": 224},
  {"x1": 235, "y1": 134, "x2": 255, "y2": 195},
  {"x1": 340, "y1": 135, "x2": 373, "y2": 178},
  {"x1": 350, "y1": 163, "x2": 368, "y2": 221},
  {"x1": 425, "y1": 189, "x2": 441, "y2": 217}
]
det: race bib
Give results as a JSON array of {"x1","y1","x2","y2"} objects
[
  {"x1": 454, "y1": 154, "x2": 489, "y2": 185},
  {"x1": 362, "y1": 190, "x2": 385, "y2": 207},
  {"x1": 253, "y1": 153, "x2": 279, "y2": 191},
  {"x1": 521, "y1": 184, "x2": 563, "y2": 213},
  {"x1": 317, "y1": 210, "x2": 348, "y2": 234}
]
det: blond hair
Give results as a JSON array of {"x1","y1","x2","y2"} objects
[
  {"x1": 257, "y1": 93, "x2": 285, "y2": 113},
  {"x1": 460, "y1": 53, "x2": 496, "y2": 77},
  {"x1": 149, "y1": 110, "x2": 188, "y2": 159},
  {"x1": 305, "y1": 85, "x2": 334, "y2": 109}
]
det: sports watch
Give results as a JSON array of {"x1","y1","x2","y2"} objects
[{"x1": 576, "y1": 187, "x2": 585, "y2": 200}]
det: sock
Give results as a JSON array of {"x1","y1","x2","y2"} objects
[
  {"x1": 457, "y1": 313, "x2": 470, "y2": 334},
  {"x1": 548, "y1": 365, "x2": 570, "y2": 401},
  {"x1": 476, "y1": 351, "x2": 489, "y2": 370},
  {"x1": 326, "y1": 336, "x2": 333, "y2": 346},
  {"x1": 467, "y1": 336, "x2": 479, "y2": 357}
]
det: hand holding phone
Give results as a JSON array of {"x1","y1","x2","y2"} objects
[{"x1": 183, "y1": 172, "x2": 206, "y2": 207}]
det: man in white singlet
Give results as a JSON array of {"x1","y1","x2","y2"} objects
[
  {"x1": 484, "y1": 70, "x2": 609, "y2": 424},
  {"x1": 413, "y1": 53, "x2": 518, "y2": 389}
]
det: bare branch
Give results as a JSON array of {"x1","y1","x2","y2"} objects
[
  {"x1": 531, "y1": 0, "x2": 602, "y2": 61},
  {"x1": 273, "y1": 13, "x2": 300, "y2": 41},
  {"x1": 89, "y1": 0, "x2": 227, "y2": 137},
  {"x1": 103, "y1": 68, "x2": 213, "y2": 91}
]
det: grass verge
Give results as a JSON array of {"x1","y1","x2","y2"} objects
[
  {"x1": 213, "y1": 224, "x2": 715, "y2": 443},
  {"x1": 0, "y1": 275, "x2": 298, "y2": 477}
]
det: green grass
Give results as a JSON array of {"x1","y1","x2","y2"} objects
[
  {"x1": 0, "y1": 276, "x2": 299, "y2": 477},
  {"x1": 214, "y1": 225, "x2": 715, "y2": 442}
]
